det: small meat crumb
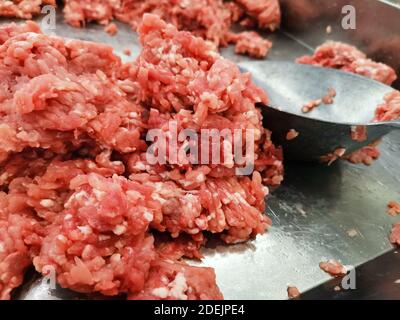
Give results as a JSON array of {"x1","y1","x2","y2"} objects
[
  {"x1": 346, "y1": 229, "x2": 358, "y2": 238},
  {"x1": 123, "y1": 48, "x2": 132, "y2": 56},
  {"x1": 334, "y1": 286, "x2": 341, "y2": 291},
  {"x1": 320, "y1": 148, "x2": 347, "y2": 165},
  {"x1": 350, "y1": 125, "x2": 367, "y2": 142},
  {"x1": 388, "y1": 201, "x2": 400, "y2": 216},
  {"x1": 319, "y1": 260, "x2": 347, "y2": 277},
  {"x1": 302, "y1": 99, "x2": 322, "y2": 113},
  {"x1": 287, "y1": 286, "x2": 300, "y2": 299},
  {"x1": 302, "y1": 88, "x2": 336, "y2": 113},
  {"x1": 104, "y1": 23, "x2": 118, "y2": 36},
  {"x1": 286, "y1": 129, "x2": 299, "y2": 141},
  {"x1": 322, "y1": 88, "x2": 336, "y2": 104},
  {"x1": 390, "y1": 223, "x2": 400, "y2": 246}
]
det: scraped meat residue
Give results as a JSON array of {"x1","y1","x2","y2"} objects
[
  {"x1": 286, "y1": 129, "x2": 299, "y2": 141},
  {"x1": 63, "y1": 0, "x2": 281, "y2": 58},
  {"x1": 0, "y1": 16, "x2": 284, "y2": 300},
  {"x1": 320, "y1": 148, "x2": 346, "y2": 166},
  {"x1": 232, "y1": 31, "x2": 273, "y2": 59},
  {"x1": 302, "y1": 98, "x2": 321, "y2": 113},
  {"x1": 388, "y1": 201, "x2": 400, "y2": 217},
  {"x1": 321, "y1": 88, "x2": 336, "y2": 105},
  {"x1": 345, "y1": 141, "x2": 381, "y2": 166},
  {"x1": 390, "y1": 223, "x2": 400, "y2": 246},
  {"x1": 297, "y1": 41, "x2": 398, "y2": 165},
  {"x1": 0, "y1": 0, "x2": 55, "y2": 19},
  {"x1": 287, "y1": 286, "x2": 300, "y2": 299},
  {"x1": 297, "y1": 42, "x2": 397, "y2": 85},
  {"x1": 302, "y1": 88, "x2": 336, "y2": 113},
  {"x1": 104, "y1": 22, "x2": 118, "y2": 36},
  {"x1": 350, "y1": 125, "x2": 367, "y2": 142},
  {"x1": 319, "y1": 260, "x2": 347, "y2": 277}
]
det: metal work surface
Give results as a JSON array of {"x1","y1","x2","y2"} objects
[{"x1": 3, "y1": 0, "x2": 400, "y2": 300}]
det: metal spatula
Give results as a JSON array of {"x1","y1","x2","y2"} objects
[{"x1": 239, "y1": 61, "x2": 399, "y2": 162}]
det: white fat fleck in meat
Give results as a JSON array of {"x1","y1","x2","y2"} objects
[
  {"x1": 161, "y1": 275, "x2": 169, "y2": 285},
  {"x1": 143, "y1": 209, "x2": 154, "y2": 222},
  {"x1": 74, "y1": 190, "x2": 88, "y2": 201},
  {"x1": 187, "y1": 228, "x2": 200, "y2": 235},
  {"x1": 126, "y1": 190, "x2": 144, "y2": 201},
  {"x1": 40, "y1": 199, "x2": 55, "y2": 208},
  {"x1": 133, "y1": 161, "x2": 147, "y2": 171},
  {"x1": 168, "y1": 272, "x2": 188, "y2": 300},
  {"x1": 98, "y1": 234, "x2": 111, "y2": 241},
  {"x1": 152, "y1": 287, "x2": 169, "y2": 299},
  {"x1": 234, "y1": 192, "x2": 248, "y2": 205},
  {"x1": 110, "y1": 253, "x2": 121, "y2": 263},
  {"x1": 244, "y1": 110, "x2": 256, "y2": 119},
  {"x1": 87, "y1": 162, "x2": 96, "y2": 169},
  {"x1": 77, "y1": 225, "x2": 92, "y2": 235},
  {"x1": 93, "y1": 189, "x2": 106, "y2": 200},
  {"x1": 113, "y1": 224, "x2": 127, "y2": 235},
  {"x1": 0, "y1": 242, "x2": 5, "y2": 253},
  {"x1": 151, "y1": 193, "x2": 167, "y2": 204},
  {"x1": 195, "y1": 173, "x2": 205, "y2": 183},
  {"x1": 64, "y1": 214, "x2": 73, "y2": 220},
  {"x1": 56, "y1": 235, "x2": 67, "y2": 243}
]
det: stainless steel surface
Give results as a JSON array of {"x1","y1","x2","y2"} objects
[
  {"x1": 241, "y1": 61, "x2": 398, "y2": 161},
  {"x1": 2, "y1": 1, "x2": 399, "y2": 300}
]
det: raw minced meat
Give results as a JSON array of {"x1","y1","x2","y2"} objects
[
  {"x1": 121, "y1": 14, "x2": 284, "y2": 186},
  {"x1": 287, "y1": 286, "x2": 300, "y2": 299},
  {"x1": 0, "y1": 16, "x2": 283, "y2": 300},
  {"x1": 232, "y1": 31, "x2": 273, "y2": 59},
  {"x1": 390, "y1": 223, "x2": 400, "y2": 246},
  {"x1": 350, "y1": 125, "x2": 367, "y2": 142},
  {"x1": 345, "y1": 141, "x2": 381, "y2": 166},
  {"x1": 319, "y1": 260, "x2": 347, "y2": 277},
  {"x1": 297, "y1": 41, "x2": 398, "y2": 165},
  {"x1": 374, "y1": 90, "x2": 400, "y2": 122},
  {"x1": 0, "y1": 0, "x2": 55, "y2": 19},
  {"x1": 0, "y1": 200, "x2": 44, "y2": 300},
  {"x1": 235, "y1": 0, "x2": 281, "y2": 31},
  {"x1": 0, "y1": 29, "x2": 146, "y2": 163},
  {"x1": 320, "y1": 148, "x2": 346, "y2": 166},
  {"x1": 286, "y1": 129, "x2": 299, "y2": 141},
  {"x1": 387, "y1": 201, "x2": 400, "y2": 217},
  {"x1": 297, "y1": 41, "x2": 397, "y2": 85},
  {"x1": 104, "y1": 22, "x2": 118, "y2": 36},
  {"x1": 62, "y1": 0, "x2": 280, "y2": 58},
  {"x1": 129, "y1": 260, "x2": 223, "y2": 300},
  {"x1": 302, "y1": 88, "x2": 336, "y2": 113},
  {"x1": 302, "y1": 98, "x2": 321, "y2": 113},
  {"x1": 321, "y1": 88, "x2": 336, "y2": 105}
]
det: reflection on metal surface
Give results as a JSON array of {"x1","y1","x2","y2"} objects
[{"x1": 1, "y1": 2, "x2": 399, "y2": 300}]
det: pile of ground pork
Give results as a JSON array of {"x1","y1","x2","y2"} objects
[
  {"x1": 297, "y1": 41, "x2": 399, "y2": 166},
  {"x1": 62, "y1": 0, "x2": 280, "y2": 58},
  {"x1": 0, "y1": 0, "x2": 56, "y2": 19},
  {"x1": 0, "y1": 15, "x2": 283, "y2": 300}
]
